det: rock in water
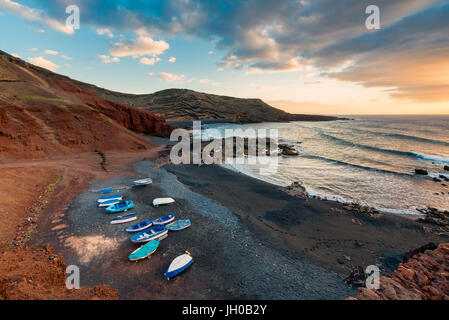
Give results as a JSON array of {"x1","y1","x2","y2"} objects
[
  {"x1": 444, "y1": 165, "x2": 449, "y2": 171},
  {"x1": 278, "y1": 144, "x2": 299, "y2": 156},
  {"x1": 415, "y1": 169, "x2": 428, "y2": 175}
]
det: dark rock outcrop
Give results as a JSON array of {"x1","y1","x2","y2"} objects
[{"x1": 415, "y1": 169, "x2": 429, "y2": 175}]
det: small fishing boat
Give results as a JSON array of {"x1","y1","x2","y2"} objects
[
  {"x1": 153, "y1": 214, "x2": 176, "y2": 225},
  {"x1": 106, "y1": 200, "x2": 134, "y2": 214},
  {"x1": 126, "y1": 220, "x2": 153, "y2": 233},
  {"x1": 153, "y1": 197, "x2": 175, "y2": 207},
  {"x1": 111, "y1": 213, "x2": 137, "y2": 225},
  {"x1": 133, "y1": 178, "x2": 152, "y2": 187},
  {"x1": 100, "y1": 188, "x2": 113, "y2": 194},
  {"x1": 98, "y1": 199, "x2": 121, "y2": 208},
  {"x1": 164, "y1": 251, "x2": 194, "y2": 280},
  {"x1": 166, "y1": 219, "x2": 191, "y2": 231},
  {"x1": 128, "y1": 240, "x2": 160, "y2": 261},
  {"x1": 131, "y1": 225, "x2": 168, "y2": 243},
  {"x1": 97, "y1": 194, "x2": 122, "y2": 203}
]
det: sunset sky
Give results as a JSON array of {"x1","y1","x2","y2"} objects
[{"x1": 0, "y1": 0, "x2": 448, "y2": 115}]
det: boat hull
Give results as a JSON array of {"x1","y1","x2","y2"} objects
[
  {"x1": 126, "y1": 220, "x2": 153, "y2": 233},
  {"x1": 129, "y1": 240, "x2": 159, "y2": 261},
  {"x1": 131, "y1": 226, "x2": 168, "y2": 243},
  {"x1": 111, "y1": 213, "x2": 137, "y2": 225},
  {"x1": 164, "y1": 254, "x2": 194, "y2": 280},
  {"x1": 153, "y1": 214, "x2": 176, "y2": 225},
  {"x1": 166, "y1": 219, "x2": 191, "y2": 231}
]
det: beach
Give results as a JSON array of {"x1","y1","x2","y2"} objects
[{"x1": 28, "y1": 142, "x2": 448, "y2": 299}]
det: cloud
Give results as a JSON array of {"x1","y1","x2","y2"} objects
[
  {"x1": 12, "y1": 0, "x2": 449, "y2": 102},
  {"x1": 139, "y1": 57, "x2": 160, "y2": 65},
  {"x1": 96, "y1": 28, "x2": 114, "y2": 38},
  {"x1": 109, "y1": 35, "x2": 169, "y2": 58},
  {"x1": 97, "y1": 54, "x2": 120, "y2": 64},
  {"x1": 61, "y1": 55, "x2": 72, "y2": 61},
  {"x1": 27, "y1": 56, "x2": 59, "y2": 72},
  {"x1": 44, "y1": 49, "x2": 58, "y2": 55},
  {"x1": 316, "y1": 3, "x2": 449, "y2": 102},
  {"x1": 208, "y1": 51, "x2": 214, "y2": 55},
  {"x1": 168, "y1": 57, "x2": 176, "y2": 63},
  {"x1": 0, "y1": 0, "x2": 74, "y2": 34},
  {"x1": 149, "y1": 72, "x2": 185, "y2": 83},
  {"x1": 11, "y1": 53, "x2": 20, "y2": 58}
]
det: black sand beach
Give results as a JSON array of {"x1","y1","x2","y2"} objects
[{"x1": 31, "y1": 152, "x2": 448, "y2": 299}]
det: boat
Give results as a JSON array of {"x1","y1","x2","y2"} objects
[
  {"x1": 131, "y1": 225, "x2": 168, "y2": 243},
  {"x1": 153, "y1": 197, "x2": 175, "y2": 207},
  {"x1": 128, "y1": 240, "x2": 160, "y2": 261},
  {"x1": 164, "y1": 251, "x2": 194, "y2": 280},
  {"x1": 98, "y1": 199, "x2": 121, "y2": 208},
  {"x1": 100, "y1": 188, "x2": 114, "y2": 194},
  {"x1": 166, "y1": 219, "x2": 191, "y2": 231},
  {"x1": 133, "y1": 178, "x2": 152, "y2": 187},
  {"x1": 111, "y1": 213, "x2": 137, "y2": 225},
  {"x1": 126, "y1": 220, "x2": 153, "y2": 233},
  {"x1": 153, "y1": 214, "x2": 176, "y2": 225},
  {"x1": 105, "y1": 200, "x2": 134, "y2": 214},
  {"x1": 97, "y1": 194, "x2": 122, "y2": 203}
]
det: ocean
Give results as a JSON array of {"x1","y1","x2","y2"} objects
[{"x1": 202, "y1": 115, "x2": 449, "y2": 215}]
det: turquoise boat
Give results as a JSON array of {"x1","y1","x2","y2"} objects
[
  {"x1": 129, "y1": 240, "x2": 160, "y2": 261},
  {"x1": 106, "y1": 200, "x2": 134, "y2": 214},
  {"x1": 166, "y1": 219, "x2": 191, "y2": 231}
]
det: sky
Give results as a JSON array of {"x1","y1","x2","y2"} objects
[{"x1": 0, "y1": 0, "x2": 448, "y2": 115}]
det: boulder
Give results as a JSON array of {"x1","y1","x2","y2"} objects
[
  {"x1": 444, "y1": 165, "x2": 449, "y2": 171},
  {"x1": 415, "y1": 169, "x2": 428, "y2": 175},
  {"x1": 278, "y1": 144, "x2": 299, "y2": 156}
]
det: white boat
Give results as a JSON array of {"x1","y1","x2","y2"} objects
[
  {"x1": 133, "y1": 178, "x2": 152, "y2": 186},
  {"x1": 110, "y1": 213, "x2": 137, "y2": 225},
  {"x1": 97, "y1": 194, "x2": 122, "y2": 203},
  {"x1": 164, "y1": 251, "x2": 193, "y2": 280},
  {"x1": 153, "y1": 197, "x2": 175, "y2": 207},
  {"x1": 98, "y1": 199, "x2": 121, "y2": 208}
]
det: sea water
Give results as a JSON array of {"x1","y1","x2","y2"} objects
[{"x1": 203, "y1": 115, "x2": 449, "y2": 215}]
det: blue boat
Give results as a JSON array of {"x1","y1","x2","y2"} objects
[
  {"x1": 166, "y1": 219, "x2": 191, "y2": 231},
  {"x1": 153, "y1": 214, "x2": 176, "y2": 225},
  {"x1": 126, "y1": 220, "x2": 153, "y2": 233},
  {"x1": 131, "y1": 225, "x2": 168, "y2": 243},
  {"x1": 106, "y1": 200, "x2": 134, "y2": 214},
  {"x1": 98, "y1": 199, "x2": 121, "y2": 208},
  {"x1": 164, "y1": 252, "x2": 194, "y2": 280},
  {"x1": 111, "y1": 213, "x2": 137, "y2": 225},
  {"x1": 97, "y1": 194, "x2": 122, "y2": 203},
  {"x1": 100, "y1": 188, "x2": 113, "y2": 194},
  {"x1": 133, "y1": 178, "x2": 152, "y2": 187},
  {"x1": 128, "y1": 240, "x2": 159, "y2": 261}
]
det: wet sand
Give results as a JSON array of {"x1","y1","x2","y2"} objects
[{"x1": 31, "y1": 157, "x2": 448, "y2": 299}]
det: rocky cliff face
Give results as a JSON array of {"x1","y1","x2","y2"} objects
[
  {"x1": 353, "y1": 243, "x2": 449, "y2": 300},
  {"x1": 0, "y1": 51, "x2": 172, "y2": 160}
]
